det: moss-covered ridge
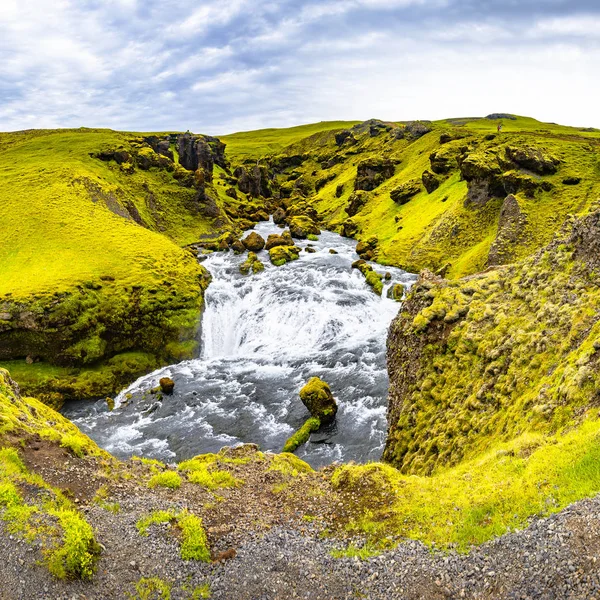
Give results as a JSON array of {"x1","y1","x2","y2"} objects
[
  {"x1": 227, "y1": 115, "x2": 600, "y2": 280},
  {"x1": 384, "y1": 205, "x2": 600, "y2": 476}
]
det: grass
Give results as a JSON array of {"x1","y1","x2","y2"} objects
[
  {"x1": 219, "y1": 121, "x2": 360, "y2": 163},
  {"x1": 333, "y1": 417, "x2": 600, "y2": 551},
  {"x1": 147, "y1": 471, "x2": 182, "y2": 490},
  {"x1": 136, "y1": 509, "x2": 210, "y2": 562}
]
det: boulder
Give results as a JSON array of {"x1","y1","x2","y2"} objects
[
  {"x1": 505, "y1": 145, "x2": 560, "y2": 175},
  {"x1": 265, "y1": 230, "x2": 294, "y2": 250},
  {"x1": 422, "y1": 170, "x2": 442, "y2": 194},
  {"x1": 335, "y1": 184, "x2": 345, "y2": 198},
  {"x1": 240, "y1": 252, "x2": 265, "y2": 275},
  {"x1": 390, "y1": 180, "x2": 421, "y2": 204},
  {"x1": 242, "y1": 232, "x2": 265, "y2": 252},
  {"x1": 346, "y1": 191, "x2": 369, "y2": 217},
  {"x1": 341, "y1": 219, "x2": 359, "y2": 238},
  {"x1": 429, "y1": 146, "x2": 460, "y2": 175},
  {"x1": 225, "y1": 187, "x2": 237, "y2": 199},
  {"x1": 159, "y1": 377, "x2": 175, "y2": 395},
  {"x1": 230, "y1": 239, "x2": 245, "y2": 254},
  {"x1": 288, "y1": 216, "x2": 321, "y2": 240},
  {"x1": 299, "y1": 377, "x2": 338, "y2": 425},
  {"x1": 355, "y1": 237, "x2": 378, "y2": 261},
  {"x1": 387, "y1": 283, "x2": 405, "y2": 302},
  {"x1": 269, "y1": 245, "x2": 300, "y2": 267},
  {"x1": 355, "y1": 158, "x2": 395, "y2": 191},
  {"x1": 273, "y1": 207, "x2": 287, "y2": 224}
]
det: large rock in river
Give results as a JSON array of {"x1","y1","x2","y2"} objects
[
  {"x1": 242, "y1": 232, "x2": 265, "y2": 252},
  {"x1": 299, "y1": 377, "x2": 338, "y2": 425}
]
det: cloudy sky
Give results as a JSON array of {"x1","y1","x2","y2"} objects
[{"x1": 0, "y1": 0, "x2": 598, "y2": 134}]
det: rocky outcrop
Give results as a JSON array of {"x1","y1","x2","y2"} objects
[
  {"x1": 177, "y1": 133, "x2": 228, "y2": 180},
  {"x1": 505, "y1": 145, "x2": 560, "y2": 175},
  {"x1": 355, "y1": 159, "x2": 395, "y2": 191},
  {"x1": 341, "y1": 219, "x2": 360, "y2": 239},
  {"x1": 346, "y1": 191, "x2": 369, "y2": 217},
  {"x1": 487, "y1": 194, "x2": 528, "y2": 266},
  {"x1": 390, "y1": 180, "x2": 421, "y2": 204},
  {"x1": 234, "y1": 165, "x2": 272, "y2": 198},
  {"x1": 355, "y1": 237, "x2": 378, "y2": 260},
  {"x1": 422, "y1": 170, "x2": 442, "y2": 193},
  {"x1": 335, "y1": 130, "x2": 356, "y2": 146}
]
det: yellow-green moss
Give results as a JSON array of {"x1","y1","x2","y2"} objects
[{"x1": 147, "y1": 471, "x2": 182, "y2": 490}]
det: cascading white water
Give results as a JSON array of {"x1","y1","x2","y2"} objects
[{"x1": 63, "y1": 221, "x2": 416, "y2": 467}]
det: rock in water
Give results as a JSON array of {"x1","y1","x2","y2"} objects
[
  {"x1": 159, "y1": 377, "x2": 175, "y2": 395},
  {"x1": 242, "y1": 232, "x2": 266, "y2": 252},
  {"x1": 299, "y1": 377, "x2": 338, "y2": 425}
]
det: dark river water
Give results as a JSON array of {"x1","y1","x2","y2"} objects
[{"x1": 63, "y1": 221, "x2": 416, "y2": 468}]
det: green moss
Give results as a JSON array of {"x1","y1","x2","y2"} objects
[
  {"x1": 130, "y1": 576, "x2": 172, "y2": 600},
  {"x1": 147, "y1": 471, "x2": 182, "y2": 489},
  {"x1": 137, "y1": 509, "x2": 210, "y2": 562},
  {"x1": 269, "y1": 453, "x2": 313, "y2": 477},
  {"x1": 282, "y1": 417, "x2": 321, "y2": 453},
  {"x1": 306, "y1": 234, "x2": 319, "y2": 241},
  {"x1": 179, "y1": 459, "x2": 240, "y2": 490}
]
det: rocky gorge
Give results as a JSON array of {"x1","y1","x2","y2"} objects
[{"x1": 2, "y1": 114, "x2": 600, "y2": 598}]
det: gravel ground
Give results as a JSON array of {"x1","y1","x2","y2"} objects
[{"x1": 2, "y1": 489, "x2": 600, "y2": 599}]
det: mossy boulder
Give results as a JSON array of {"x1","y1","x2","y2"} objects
[
  {"x1": 353, "y1": 261, "x2": 384, "y2": 295},
  {"x1": 299, "y1": 377, "x2": 338, "y2": 425},
  {"x1": 272, "y1": 207, "x2": 287, "y2": 224},
  {"x1": 288, "y1": 216, "x2": 320, "y2": 240},
  {"x1": 242, "y1": 232, "x2": 266, "y2": 252},
  {"x1": 282, "y1": 417, "x2": 321, "y2": 453},
  {"x1": 354, "y1": 158, "x2": 395, "y2": 191},
  {"x1": 341, "y1": 219, "x2": 360, "y2": 238},
  {"x1": 422, "y1": 170, "x2": 442, "y2": 193},
  {"x1": 355, "y1": 237, "x2": 378, "y2": 260},
  {"x1": 265, "y1": 230, "x2": 294, "y2": 250},
  {"x1": 387, "y1": 283, "x2": 405, "y2": 302},
  {"x1": 390, "y1": 180, "x2": 421, "y2": 204},
  {"x1": 505, "y1": 145, "x2": 560, "y2": 175},
  {"x1": 269, "y1": 245, "x2": 300, "y2": 267},
  {"x1": 159, "y1": 377, "x2": 175, "y2": 395},
  {"x1": 240, "y1": 252, "x2": 265, "y2": 275},
  {"x1": 346, "y1": 191, "x2": 369, "y2": 217}
]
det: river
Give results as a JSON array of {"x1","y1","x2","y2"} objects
[{"x1": 63, "y1": 220, "x2": 416, "y2": 468}]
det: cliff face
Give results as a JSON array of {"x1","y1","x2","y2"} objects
[{"x1": 384, "y1": 207, "x2": 600, "y2": 475}]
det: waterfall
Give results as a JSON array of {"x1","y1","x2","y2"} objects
[{"x1": 63, "y1": 221, "x2": 416, "y2": 467}]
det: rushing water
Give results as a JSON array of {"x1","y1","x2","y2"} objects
[{"x1": 63, "y1": 221, "x2": 416, "y2": 467}]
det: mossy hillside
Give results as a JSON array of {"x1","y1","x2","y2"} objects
[
  {"x1": 0, "y1": 369, "x2": 104, "y2": 579},
  {"x1": 384, "y1": 208, "x2": 600, "y2": 476},
  {"x1": 261, "y1": 115, "x2": 600, "y2": 278},
  {"x1": 333, "y1": 417, "x2": 600, "y2": 551},
  {"x1": 0, "y1": 128, "x2": 227, "y2": 403},
  {"x1": 220, "y1": 121, "x2": 360, "y2": 163}
]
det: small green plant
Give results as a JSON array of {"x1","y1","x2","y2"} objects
[
  {"x1": 136, "y1": 510, "x2": 210, "y2": 562},
  {"x1": 129, "y1": 576, "x2": 172, "y2": 600},
  {"x1": 148, "y1": 471, "x2": 181, "y2": 490}
]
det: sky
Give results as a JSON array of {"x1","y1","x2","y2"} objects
[{"x1": 0, "y1": 0, "x2": 599, "y2": 134}]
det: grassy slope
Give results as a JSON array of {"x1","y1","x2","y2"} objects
[
  {"x1": 0, "y1": 128, "x2": 227, "y2": 403},
  {"x1": 220, "y1": 121, "x2": 360, "y2": 162}
]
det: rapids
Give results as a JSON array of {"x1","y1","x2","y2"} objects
[{"x1": 63, "y1": 221, "x2": 416, "y2": 467}]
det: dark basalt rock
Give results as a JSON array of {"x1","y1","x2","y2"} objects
[
  {"x1": 177, "y1": 133, "x2": 228, "y2": 180},
  {"x1": 234, "y1": 165, "x2": 272, "y2": 198},
  {"x1": 505, "y1": 145, "x2": 560, "y2": 175},
  {"x1": 335, "y1": 184, "x2": 345, "y2": 198},
  {"x1": 390, "y1": 180, "x2": 421, "y2": 204},
  {"x1": 346, "y1": 191, "x2": 369, "y2": 217},
  {"x1": 335, "y1": 130, "x2": 356, "y2": 146},
  {"x1": 422, "y1": 170, "x2": 442, "y2": 193},
  {"x1": 355, "y1": 158, "x2": 395, "y2": 191}
]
